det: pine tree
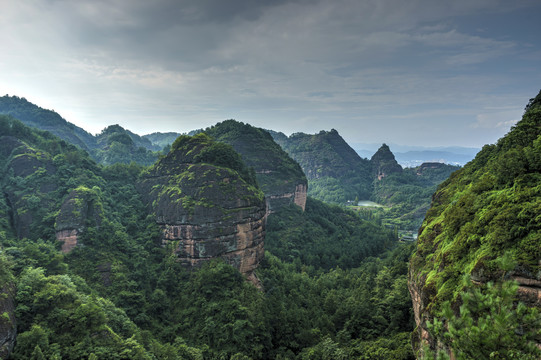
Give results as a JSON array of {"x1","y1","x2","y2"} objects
[{"x1": 426, "y1": 277, "x2": 541, "y2": 360}]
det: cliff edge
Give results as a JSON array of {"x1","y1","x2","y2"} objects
[
  {"x1": 138, "y1": 133, "x2": 266, "y2": 286},
  {"x1": 408, "y1": 91, "x2": 541, "y2": 357}
]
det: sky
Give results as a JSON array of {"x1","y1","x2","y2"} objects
[{"x1": 1, "y1": 0, "x2": 540, "y2": 148}]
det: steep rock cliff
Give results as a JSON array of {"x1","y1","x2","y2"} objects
[
  {"x1": 204, "y1": 120, "x2": 307, "y2": 213},
  {"x1": 408, "y1": 91, "x2": 541, "y2": 357},
  {"x1": 370, "y1": 143, "x2": 403, "y2": 180},
  {"x1": 55, "y1": 186, "x2": 103, "y2": 253},
  {"x1": 138, "y1": 133, "x2": 266, "y2": 286}
]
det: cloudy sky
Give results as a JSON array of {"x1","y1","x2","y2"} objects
[{"x1": 1, "y1": 0, "x2": 540, "y2": 147}]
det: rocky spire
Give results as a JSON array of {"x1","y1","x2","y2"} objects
[{"x1": 370, "y1": 143, "x2": 403, "y2": 180}]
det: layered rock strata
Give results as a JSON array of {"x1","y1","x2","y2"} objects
[
  {"x1": 138, "y1": 134, "x2": 266, "y2": 286},
  {"x1": 265, "y1": 183, "x2": 307, "y2": 215},
  {"x1": 55, "y1": 187, "x2": 103, "y2": 253}
]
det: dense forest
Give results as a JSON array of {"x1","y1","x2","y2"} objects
[
  {"x1": 1, "y1": 90, "x2": 539, "y2": 360},
  {"x1": 0, "y1": 114, "x2": 415, "y2": 359},
  {"x1": 409, "y1": 91, "x2": 541, "y2": 359},
  {"x1": 271, "y1": 129, "x2": 458, "y2": 231},
  {"x1": 0, "y1": 96, "x2": 163, "y2": 166}
]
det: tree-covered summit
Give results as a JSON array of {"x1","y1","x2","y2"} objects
[
  {"x1": 153, "y1": 132, "x2": 258, "y2": 187},
  {"x1": 203, "y1": 120, "x2": 306, "y2": 196},
  {"x1": 270, "y1": 128, "x2": 373, "y2": 203},
  {"x1": 0, "y1": 95, "x2": 162, "y2": 166},
  {"x1": 202, "y1": 120, "x2": 308, "y2": 212}
]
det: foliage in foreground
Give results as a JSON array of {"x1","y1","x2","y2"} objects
[{"x1": 424, "y1": 277, "x2": 541, "y2": 360}]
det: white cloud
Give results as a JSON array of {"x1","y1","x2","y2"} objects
[{"x1": 473, "y1": 109, "x2": 522, "y2": 129}]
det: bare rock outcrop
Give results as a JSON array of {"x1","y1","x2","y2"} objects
[
  {"x1": 138, "y1": 134, "x2": 266, "y2": 286},
  {"x1": 55, "y1": 187, "x2": 103, "y2": 253}
]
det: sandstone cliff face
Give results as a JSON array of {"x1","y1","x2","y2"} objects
[
  {"x1": 138, "y1": 134, "x2": 266, "y2": 286},
  {"x1": 55, "y1": 187, "x2": 103, "y2": 253},
  {"x1": 265, "y1": 183, "x2": 307, "y2": 216},
  {"x1": 408, "y1": 268, "x2": 436, "y2": 357}
]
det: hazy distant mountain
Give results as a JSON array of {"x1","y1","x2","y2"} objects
[
  {"x1": 352, "y1": 142, "x2": 479, "y2": 167},
  {"x1": 143, "y1": 132, "x2": 182, "y2": 149},
  {"x1": 393, "y1": 150, "x2": 477, "y2": 167},
  {"x1": 0, "y1": 95, "x2": 160, "y2": 165}
]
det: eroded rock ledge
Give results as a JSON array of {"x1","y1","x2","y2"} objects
[{"x1": 138, "y1": 135, "x2": 266, "y2": 287}]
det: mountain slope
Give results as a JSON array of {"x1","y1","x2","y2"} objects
[
  {"x1": 204, "y1": 120, "x2": 307, "y2": 212},
  {"x1": 0, "y1": 115, "x2": 166, "y2": 358},
  {"x1": 143, "y1": 131, "x2": 182, "y2": 149},
  {"x1": 0, "y1": 95, "x2": 97, "y2": 151},
  {"x1": 137, "y1": 133, "x2": 266, "y2": 286},
  {"x1": 271, "y1": 129, "x2": 373, "y2": 203},
  {"x1": 0, "y1": 112, "x2": 418, "y2": 359},
  {"x1": 408, "y1": 90, "x2": 541, "y2": 357},
  {"x1": 94, "y1": 124, "x2": 160, "y2": 165},
  {"x1": 0, "y1": 96, "x2": 161, "y2": 166}
]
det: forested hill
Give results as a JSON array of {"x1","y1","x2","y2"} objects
[
  {"x1": 0, "y1": 95, "x2": 96, "y2": 151},
  {"x1": 204, "y1": 120, "x2": 307, "y2": 211},
  {"x1": 0, "y1": 114, "x2": 416, "y2": 359},
  {"x1": 0, "y1": 95, "x2": 161, "y2": 166},
  {"x1": 409, "y1": 90, "x2": 541, "y2": 358},
  {"x1": 93, "y1": 124, "x2": 161, "y2": 165},
  {"x1": 270, "y1": 129, "x2": 373, "y2": 203},
  {"x1": 270, "y1": 129, "x2": 459, "y2": 230},
  {"x1": 143, "y1": 131, "x2": 182, "y2": 149}
]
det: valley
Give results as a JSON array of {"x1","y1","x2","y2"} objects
[{"x1": 0, "y1": 91, "x2": 540, "y2": 359}]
